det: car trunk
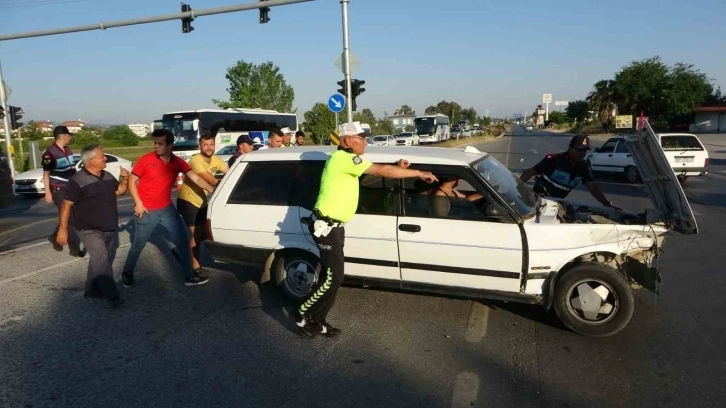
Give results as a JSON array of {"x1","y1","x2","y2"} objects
[{"x1": 659, "y1": 134, "x2": 709, "y2": 172}]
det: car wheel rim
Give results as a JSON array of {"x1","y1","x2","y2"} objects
[
  {"x1": 565, "y1": 279, "x2": 619, "y2": 325},
  {"x1": 626, "y1": 167, "x2": 637, "y2": 182},
  {"x1": 283, "y1": 259, "x2": 317, "y2": 297}
]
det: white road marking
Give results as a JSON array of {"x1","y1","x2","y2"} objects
[
  {"x1": 0, "y1": 243, "x2": 131, "y2": 287},
  {"x1": 0, "y1": 241, "x2": 48, "y2": 256},
  {"x1": 504, "y1": 133, "x2": 514, "y2": 168},
  {"x1": 0, "y1": 203, "x2": 134, "y2": 238},
  {"x1": 450, "y1": 372, "x2": 480, "y2": 408},
  {"x1": 464, "y1": 302, "x2": 490, "y2": 342}
]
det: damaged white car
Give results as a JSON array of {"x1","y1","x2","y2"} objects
[{"x1": 205, "y1": 123, "x2": 697, "y2": 337}]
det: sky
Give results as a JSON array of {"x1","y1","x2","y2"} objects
[{"x1": 1, "y1": 0, "x2": 724, "y2": 125}]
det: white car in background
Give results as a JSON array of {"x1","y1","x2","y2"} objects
[
  {"x1": 13, "y1": 153, "x2": 132, "y2": 197},
  {"x1": 214, "y1": 145, "x2": 237, "y2": 165},
  {"x1": 395, "y1": 132, "x2": 420, "y2": 146},
  {"x1": 589, "y1": 133, "x2": 709, "y2": 183},
  {"x1": 371, "y1": 135, "x2": 396, "y2": 146}
]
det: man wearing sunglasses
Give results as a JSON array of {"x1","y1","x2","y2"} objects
[{"x1": 520, "y1": 135, "x2": 617, "y2": 208}]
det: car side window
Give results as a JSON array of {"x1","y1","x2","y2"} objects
[
  {"x1": 402, "y1": 167, "x2": 510, "y2": 223},
  {"x1": 227, "y1": 162, "x2": 298, "y2": 205},
  {"x1": 598, "y1": 140, "x2": 617, "y2": 153},
  {"x1": 289, "y1": 161, "x2": 325, "y2": 210},
  {"x1": 615, "y1": 141, "x2": 629, "y2": 153},
  {"x1": 104, "y1": 155, "x2": 118, "y2": 163},
  {"x1": 358, "y1": 174, "x2": 396, "y2": 216}
]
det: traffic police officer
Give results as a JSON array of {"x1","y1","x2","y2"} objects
[
  {"x1": 520, "y1": 135, "x2": 617, "y2": 208},
  {"x1": 294, "y1": 122, "x2": 438, "y2": 338},
  {"x1": 42, "y1": 125, "x2": 84, "y2": 257},
  {"x1": 280, "y1": 127, "x2": 294, "y2": 147}
]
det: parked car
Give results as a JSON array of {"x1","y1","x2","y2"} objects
[
  {"x1": 215, "y1": 145, "x2": 237, "y2": 165},
  {"x1": 13, "y1": 153, "x2": 132, "y2": 197},
  {"x1": 588, "y1": 133, "x2": 709, "y2": 183},
  {"x1": 371, "y1": 135, "x2": 396, "y2": 146},
  {"x1": 395, "y1": 132, "x2": 420, "y2": 146},
  {"x1": 365, "y1": 137, "x2": 374, "y2": 146},
  {"x1": 204, "y1": 124, "x2": 697, "y2": 337}
]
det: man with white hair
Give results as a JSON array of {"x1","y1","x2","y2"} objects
[
  {"x1": 295, "y1": 122, "x2": 438, "y2": 338},
  {"x1": 57, "y1": 144, "x2": 129, "y2": 308},
  {"x1": 280, "y1": 127, "x2": 294, "y2": 147}
]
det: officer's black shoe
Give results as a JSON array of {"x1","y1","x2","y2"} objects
[
  {"x1": 294, "y1": 312, "x2": 318, "y2": 339},
  {"x1": 318, "y1": 322, "x2": 341, "y2": 338},
  {"x1": 121, "y1": 272, "x2": 136, "y2": 288},
  {"x1": 48, "y1": 234, "x2": 63, "y2": 252},
  {"x1": 69, "y1": 242, "x2": 86, "y2": 258}
]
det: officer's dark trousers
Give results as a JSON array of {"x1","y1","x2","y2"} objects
[
  {"x1": 77, "y1": 229, "x2": 119, "y2": 300},
  {"x1": 51, "y1": 186, "x2": 80, "y2": 245},
  {"x1": 299, "y1": 225, "x2": 345, "y2": 323}
]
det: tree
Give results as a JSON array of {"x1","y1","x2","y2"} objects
[
  {"x1": 587, "y1": 79, "x2": 617, "y2": 132},
  {"x1": 70, "y1": 129, "x2": 101, "y2": 148},
  {"x1": 424, "y1": 105, "x2": 438, "y2": 115},
  {"x1": 482, "y1": 117, "x2": 492, "y2": 126},
  {"x1": 664, "y1": 62, "x2": 713, "y2": 117},
  {"x1": 704, "y1": 86, "x2": 726, "y2": 106},
  {"x1": 613, "y1": 56, "x2": 669, "y2": 120},
  {"x1": 353, "y1": 108, "x2": 376, "y2": 125},
  {"x1": 376, "y1": 120, "x2": 395, "y2": 135},
  {"x1": 212, "y1": 60, "x2": 295, "y2": 112},
  {"x1": 303, "y1": 103, "x2": 335, "y2": 144},
  {"x1": 397, "y1": 105, "x2": 414, "y2": 115},
  {"x1": 19, "y1": 121, "x2": 46, "y2": 141},
  {"x1": 565, "y1": 100, "x2": 590, "y2": 125},
  {"x1": 548, "y1": 111, "x2": 567, "y2": 125},
  {"x1": 404, "y1": 125, "x2": 415, "y2": 132},
  {"x1": 460, "y1": 107, "x2": 477, "y2": 124},
  {"x1": 425, "y1": 100, "x2": 462, "y2": 122},
  {"x1": 103, "y1": 125, "x2": 139, "y2": 146}
]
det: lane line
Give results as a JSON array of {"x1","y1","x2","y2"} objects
[
  {"x1": 0, "y1": 221, "x2": 134, "y2": 256},
  {"x1": 450, "y1": 372, "x2": 480, "y2": 408},
  {"x1": 0, "y1": 243, "x2": 131, "y2": 287},
  {"x1": 464, "y1": 302, "x2": 490, "y2": 342},
  {"x1": 504, "y1": 133, "x2": 514, "y2": 168}
]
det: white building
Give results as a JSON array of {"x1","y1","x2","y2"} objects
[
  {"x1": 127, "y1": 123, "x2": 150, "y2": 137},
  {"x1": 387, "y1": 110, "x2": 416, "y2": 131},
  {"x1": 61, "y1": 120, "x2": 85, "y2": 133}
]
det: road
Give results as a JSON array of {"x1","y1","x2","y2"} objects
[{"x1": 1, "y1": 129, "x2": 725, "y2": 407}]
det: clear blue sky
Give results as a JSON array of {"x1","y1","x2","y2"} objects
[{"x1": 1, "y1": 0, "x2": 724, "y2": 124}]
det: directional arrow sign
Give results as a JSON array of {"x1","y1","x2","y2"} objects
[{"x1": 328, "y1": 93, "x2": 346, "y2": 113}]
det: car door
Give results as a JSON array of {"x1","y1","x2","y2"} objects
[
  {"x1": 297, "y1": 167, "x2": 401, "y2": 282},
  {"x1": 589, "y1": 139, "x2": 619, "y2": 173},
  {"x1": 611, "y1": 140, "x2": 634, "y2": 171},
  {"x1": 397, "y1": 165, "x2": 523, "y2": 293}
]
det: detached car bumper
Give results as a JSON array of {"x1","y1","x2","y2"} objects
[
  {"x1": 204, "y1": 241, "x2": 272, "y2": 266},
  {"x1": 673, "y1": 166, "x2": 708, "y2": 176}
]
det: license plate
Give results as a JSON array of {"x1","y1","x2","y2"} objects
[
  {"x1": 675, "y1": 157, "x2": 694, "y2": 163},
  {"x1": 16, "y1": 185, "x2": 33, "y2": 190}
]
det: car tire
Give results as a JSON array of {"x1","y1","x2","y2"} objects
[
  {"x1": 271, "y1": 249, "x2": 320, "y2": 302},
  {"x1": 624, "y1": 165, "x2": 640, "y2": 183},
  {"x1": 552, "y1": 262, "x2": 634, "y2": 337}
]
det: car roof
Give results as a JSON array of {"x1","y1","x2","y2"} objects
[{"x1": 239, "y1": 146, "x2": 487, "y2": 166}]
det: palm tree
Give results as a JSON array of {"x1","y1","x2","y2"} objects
[{"x1": 587, "y1": 80, "x2": 617, "y2": 132}]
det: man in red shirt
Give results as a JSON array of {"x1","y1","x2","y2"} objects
[{"x1": 121, "y1": 129, "x2": 215, "y2": 287}]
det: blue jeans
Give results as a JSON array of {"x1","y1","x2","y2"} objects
[{"x1": 122, "y1": 205, "x2": 193, "y2": 279}]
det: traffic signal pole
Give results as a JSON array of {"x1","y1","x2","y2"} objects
[
  {"x1": 0, "y1": 60, "x2": 14, "y2": 177},
  {"x1": 340, "y1": 0, "x2": 353, "y2": 123}
]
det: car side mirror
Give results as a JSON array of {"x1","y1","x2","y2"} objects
[
  {"x1": 594, "y1": 147, "x2": 600, "y2": 153},
  {"x1": 484, "y1": 202, "x2": 508, "y2": 220}
]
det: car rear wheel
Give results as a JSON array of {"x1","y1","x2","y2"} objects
[
  {"x1": 553, "y1": 262, "x2": 634, "y2": 337},
  {"x1": 272, "y1": 250, "x2": 319, "y2": 302},
  {"x1": 624, "y1": 165, "x2": 640, "y2": 183}
]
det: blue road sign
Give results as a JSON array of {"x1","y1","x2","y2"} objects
[{"x1": 328, "y1": 93, "x2": 346, "y2": 113}]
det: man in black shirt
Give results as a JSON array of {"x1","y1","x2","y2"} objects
[
  {"x1": 520, "y1": 135, "x2": 617, "y2": 208},
  {"x1": 57, "y1": 144, "x2": 129, "y2": 308}
]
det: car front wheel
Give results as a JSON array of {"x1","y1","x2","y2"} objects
[
  {"x1": 271, "y1": 250, "x2": 319, "y2": 302},
  {"x1": 553, "y1": 262, "x2": 634, "y2": 337},
  {"x1": 624, "y1": 165, "x2": 640, "y2": 183}
]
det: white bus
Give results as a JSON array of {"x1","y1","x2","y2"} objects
[
  {"x1": 161, "y1": 108, "x2": 298, "y2": 160},
  {"x1": 415, "y1": 114, "x2": 451, "y2": 144}
]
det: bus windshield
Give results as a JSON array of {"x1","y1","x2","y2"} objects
[
  {"x1": 162, "y1": 113, "x2": 199, "y2": 145},
  {"x1": 415, "y1": 117, "x2": 436, "y2": 135}
]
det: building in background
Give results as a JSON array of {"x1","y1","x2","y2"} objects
[
  {"x1": 35, "y1": 121, "x2": 55, "y2": 133},
  {"x1": 61, "y1": 120, "x2": 85, "y2": 133},
  {"x1": 386, "y1": 110, "x2": 416, "y2": 131},
  {"x1": 127, "y1": 123, "x2": 150, "y2": 137}
]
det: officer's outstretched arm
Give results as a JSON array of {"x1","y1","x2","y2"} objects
[
  {"x1": 364, "y1": 164, "x2": 438, "y2": 183},
  {"x1": 520, "y1": 167, "x2": 536, "y2": 182}
]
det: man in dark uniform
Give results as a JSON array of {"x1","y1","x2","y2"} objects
[
  {"x1": 520, "y1": 135, "x2": 617, "y2": 208},
  {"x1": 227, "y1": 134, "x2": 255, "y2": 167},
  {"x1": 294, "y1": 122, "x2": 438, "y2": 338},
  {"x1": 42, "y1": 125, "x2": 84, "y2": 257}
]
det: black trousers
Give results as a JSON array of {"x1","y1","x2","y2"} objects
[
  {"x1": 77, "y1": 229, "x2": 119, "y2": 300},
  {"x1": 299, "y1": 225, "x2": 345, "y2": 323},
  {"x1": 51, "y1": 186, "x2": 80, "y2": 245}
]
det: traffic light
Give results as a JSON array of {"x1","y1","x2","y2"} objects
[
  {"x1": 181, "y1": 3, "x2": 194, "y2": 33},
  {"x1": 9, "y1": 106, "x2": 23, "y2": 129},
  {"x1": 337, "y1": 80, "x2": 348, "y2": 98},
  {"x1": 350, "y1": 79, "x2": 365, "y2": 112},
  {"x1": 0, "y1": 106, "x2": 4, "y2": 120},
  {"x1": 259, "y1": 0, "x2": 270, "y2": 24}
]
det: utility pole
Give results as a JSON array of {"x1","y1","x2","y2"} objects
[
  {"x1": 340, "y1": 0, "x2": 353, "y2": 123},
  {"x1": 0, "y1": 60, "x2": 14, "y2": 177}
]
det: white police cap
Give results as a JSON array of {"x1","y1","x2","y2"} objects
[{"x1": 341, "y1": 122, "x2": 365, "y2": 137}]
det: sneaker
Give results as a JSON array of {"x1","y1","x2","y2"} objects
[
  {"x1": 194, "y1": 267, "x2": 211, "y2": 278},
  {"x1": 121, "y1": 272, "x2": 136, "y2": 288},
  {"x1": 318, "y1": 322, "x2": 341, "y2": 338},
  {"x1": 69, "y1": 242, "x2": 86, "y2": 258},
  {"x1": 48, "y1": 234, "x2": 63, "y2": 252},
  {"x1": 294, "y1": 313, "x2": 319, "y2": 339},
  {"x1": 184, "y1": 273, "x2": 209, "y2": 286}
]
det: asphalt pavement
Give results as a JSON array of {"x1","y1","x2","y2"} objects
[{"x1": 1, "y1": 130, "x2": 725, "y2": 407}]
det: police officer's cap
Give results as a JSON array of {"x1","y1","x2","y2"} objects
[
  {"x1": 569, "y1": 135, "x2": 590, "y2": 150},
  {"x1": 341, "y1": 122, "x2": 366, "y2": 137},
  {"x1": 53, "y1": 125, "x2": 72, "y2": 137}
]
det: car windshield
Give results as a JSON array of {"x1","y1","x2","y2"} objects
[
  {"x1": 397, "y1": 133, "x2": 412, "y2": 138},
  {"x1": 374, "y1": 136, "x2": 388, "y2": 141},
  {"x1": 660, "y1": 135, "x2": 704, "y2": 151},
  {"x1": 473, "y1": 155, "x2": 537, "y2": 219}
]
